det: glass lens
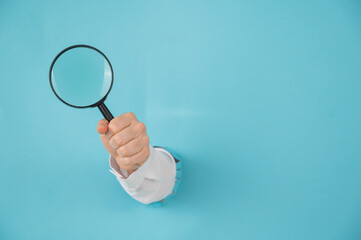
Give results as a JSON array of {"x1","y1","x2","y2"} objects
[{"x1": 50, "y1": 47, "x2": 112, "y2": 107}]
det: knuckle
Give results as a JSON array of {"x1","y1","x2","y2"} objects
[
  {"x1": 119, "y1": 145, "x2": 129, "y2": 156},
  {"x1": 113, "y1": 136, "x2": 123, "y2": 147},
  {"x1": 122, "y1": 157, "x2": 132, "y2": 165},
  {"x1": 115, "y1": 156, "x2": 124, "y2": 167},
  {"x1": 125, "y1": 112, "x2": 136, "y2": 119},
  {"x1": 144, "y1": 135, "x2": 149, "y2": 145},
  {"x1": 136, "y1": 122, "x2": 146, "y2": 132},
  {"x1": 115, "y1": 155, "x2": 121, "y2": 162},
  {"x1": 108, "y1": 121, "x2": 119, "y2": 133}
]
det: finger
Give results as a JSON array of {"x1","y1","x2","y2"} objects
[
  {"x1": 105, "y1": 112, "x2": 137, "y2": 139},
  {"x1": 109, "y1": 125, "x2": 141, "y2": 149},
  {"x1": 116, "y1": 134, "x2": 148, "y2": 158},
  {"x1": 115, "y1": 157, "x2": 138, "y2": 171},
  {"x1": 115, "y1": 161, "x2": 141, "y2": 172},
  {"x1": 97, "y1": 119, "x2": 109, "y2": 135},
  {"x1": 109, "y1": 121, "x2": 146, "y2": 149},
  {"x1": 116, "y1": 145, "x2": 150, "y2": 167}
]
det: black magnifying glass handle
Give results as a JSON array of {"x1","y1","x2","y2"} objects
[{"x1": 98, "y1": 102, "x2": 114, "y2": 122}]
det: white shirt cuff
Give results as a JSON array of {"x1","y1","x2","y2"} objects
[
  {"x1": 108, "y1": 145, "x2": 177, "y2": 204},
  {"x1": 109, "y1": 145, "x2": 158, "y2": 191}
]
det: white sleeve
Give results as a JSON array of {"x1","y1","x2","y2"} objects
[{"x1": 109, "y1": 145, "x2": 176, "y2": 204}]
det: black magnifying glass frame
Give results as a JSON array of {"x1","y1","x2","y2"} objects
[{"x1": 49, "y1": 44, "x2": 114, "y2": 122}]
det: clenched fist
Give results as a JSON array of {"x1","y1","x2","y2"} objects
[{"x1": 97, "y1": 112, "x2": 150, "y2": 174}]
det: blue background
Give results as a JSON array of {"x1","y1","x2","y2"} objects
[{"x1": 1, "y1": 1, "x2": 361, "y2": 239}]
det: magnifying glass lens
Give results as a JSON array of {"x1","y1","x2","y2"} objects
[{"x1": 50, "y1": 47, "x2": 112, "y2": 107}]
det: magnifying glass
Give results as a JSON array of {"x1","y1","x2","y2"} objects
[{"x1": 49, "y1": 44, "x2": 114, "y2": 121}]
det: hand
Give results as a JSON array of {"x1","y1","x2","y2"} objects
[{"x1": 97, "y1": 112, "x2": 150, "y2": 174}]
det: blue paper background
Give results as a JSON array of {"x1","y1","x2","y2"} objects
[{"x1": 1, "y1": 1, "x2": 361, "y2": 239}]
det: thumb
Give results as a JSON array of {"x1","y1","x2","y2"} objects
[{"x1": 97, "y1": 119, "x2": 109, "y2": 135}]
